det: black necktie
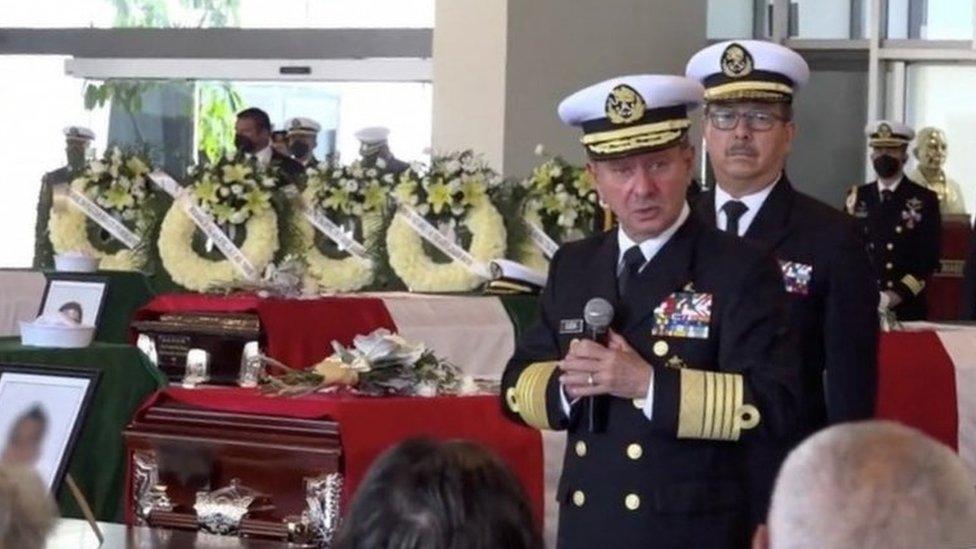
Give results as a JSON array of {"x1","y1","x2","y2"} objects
[
  {"x1": 618, "y1": 245, "x2": 646, "y2": 298},
  {"x1": 722, "y1": 200, "x2": 748, "y2": 236},
  {"x1": 881, "y1": 189, "x2": 894, "y2": 204}
]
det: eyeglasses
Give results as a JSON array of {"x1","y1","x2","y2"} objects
[{"x1": 707, "y1": 110, "x2": 785, "y2": 131}]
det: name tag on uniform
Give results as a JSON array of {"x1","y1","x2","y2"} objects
[
  {"x1": 559, "y1": 318, "x2": 584, "y2": 334},
  {"x1": 652, "y1": 291, "x2": 712, "y2": 339},
  {"x1": 779, "y1": 260, "x2": 812, "y2": 296}
]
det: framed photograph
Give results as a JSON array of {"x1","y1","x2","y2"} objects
[
  {"x1": 38, "y1": 275, "x2": 109, "y2": 328},
  {"x1": 0, "y1": 365, "x2": 100, "y2": 493}
]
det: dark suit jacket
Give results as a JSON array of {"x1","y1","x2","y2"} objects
[
  {"x1": 270, "y1": 150, "x2": 306, "y2": 188},
  {"x1": 501, "y1": 215, "x2": 798, "y2": 548},
  {"x1": 848, "y1": 176, "x2": 941, "y2": 320}
]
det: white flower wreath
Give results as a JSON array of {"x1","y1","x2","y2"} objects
[
  {"x1": 296, "y1": 161, "x2": 392, "y2": 292},
  {"x1": 387, "y1": 200, "x2": 506, "y2": 292},
  {"x1": 48, "y1": 148, "x2": 155, "y2": 271},
  {"x1": 386, "y1": 151, "x2": 507, "y2": 292},
  {"x1": 517, "y1": 149, "x2": 598, "y2": 271},
  {"x1": 157, "y1": 153, "x2": 279, "y2": 292},
  {"x1": 158, "y1": 205, "x2": 278, "y2": 292}
]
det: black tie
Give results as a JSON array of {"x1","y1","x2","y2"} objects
[
  {"x1": 881, "y1": 189, "x2": 894, "y2": 204},
  {"x1": 618, "y1": 245, "x2": 646, "y2": 298},
  {"x1": 722, "y1": 200, "x2": 748, "y2": 236}
]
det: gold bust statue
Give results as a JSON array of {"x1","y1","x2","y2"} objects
[{"x1": 908, "y1": 127, "x2": 966, "y2": 215}]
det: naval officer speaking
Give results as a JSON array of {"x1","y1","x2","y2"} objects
[{"x1": 501, "y1": 73, "x2": 800, "y2": 548}]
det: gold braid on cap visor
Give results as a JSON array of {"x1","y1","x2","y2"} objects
[
  {"x1": 704, "y1": 81, "x2": 794, "y2": 102},
  {"x1": 581, "y1": 119, "x2": 691, "y2": 156}
]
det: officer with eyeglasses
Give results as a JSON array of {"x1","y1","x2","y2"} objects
[{"x1": 686, "y1": 40, "x2": 879, "y2": 528}]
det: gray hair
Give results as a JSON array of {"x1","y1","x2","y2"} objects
[{"x1": 768, "y1": 421, "x2": 976, "y2": 549}]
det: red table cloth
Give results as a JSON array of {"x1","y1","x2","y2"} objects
[{"x1": 140, "y1": 387, "x2": 544, "y2": 523}]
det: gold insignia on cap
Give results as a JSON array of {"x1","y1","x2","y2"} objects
[
  {"x1": 605, "y1": 84, "x2": 646, "y2": 125},
  {"x1": 721, "y1": 43, "x2": 754, "y2": 78},
  {"x1": 878, "y1": 123, "x2": 893, "y2": 138}
]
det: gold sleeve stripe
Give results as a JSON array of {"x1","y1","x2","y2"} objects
[
  {"x1": 902, "y1": 275, "x2": 925, "y2": 296},
  {"x1": 677, "y1": 369, "x2": 760, "y2": 441},
  {"x1": 512, "y1": 362, "x2": 559, "y2": 431}
]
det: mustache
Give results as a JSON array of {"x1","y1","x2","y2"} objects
[{"x1": 727, "y1": 143, "x2": 758, "y2": 157}]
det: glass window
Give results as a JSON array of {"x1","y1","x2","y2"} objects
[
  {"x1": 0, "y1": 55, "x2": 432, "y2": 267},
  {"x1": 905, "y1": 64, "x2": 976, "y2": 215},
  {"x1": 2, "y1": 0, "x2": 434, "y2": 28},
  {"x1": 886, "y1": 0, "x2": 974, "y2": 40},
  {"x1": 789, "y1": 0, "x2": 867, "y2": 39},
  {"x1": 707, "y1": 0, "x2": 759, "y2": 40}
]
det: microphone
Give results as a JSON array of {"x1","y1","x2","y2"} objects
[
  {"x1": 582, "y1": 298, "x2": 614, "y2": 432},
  {"x1": 583, "y1": 298, "x2": 614, "y2": 345}
]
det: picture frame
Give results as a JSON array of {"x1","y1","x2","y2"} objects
[
  {"x1": 0, "y1": 364, "x2": 101, "y2": 493},
  {"x1": 38, "y1": 274, "x2": 109, "y2": 329}
]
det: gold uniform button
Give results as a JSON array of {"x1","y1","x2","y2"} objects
[
  {"x1": 505, "y1": 387, "x2": 519, "y2": 413},
  {"x1": 885, "y1": 262, "x2": 893, "y2": 270},
  {"x1": 886, "y1": 281, "x2": 894, "y2": 289},
  {"x1": 625, "y1": 493, "x2": 640, "y2": 511},
  {"x1": 632, "y1": 398, "x2": 646, "y2": 409},
  {"x1": 626, "y1": 443, "x2": 643, "y2": 460},
  {"x1": 575, "y1": 441, "x2": 587, "y2": 457},
  {"x1": 653, "y1": 340, "x2": 669, "y2": 357},
  {"x1": 573, "y1": 490, "x2": 586, "y2": 507},
  {"x1": 887, "y1": 242, "x2": 894, "y2": 250},
  {"x1": 896, "y1": 226, "x2": 903, "y2": 234}
]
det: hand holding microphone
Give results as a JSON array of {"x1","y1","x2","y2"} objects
[{"x1": 560, "y1": 298, "x2": 653, "y2": 401}]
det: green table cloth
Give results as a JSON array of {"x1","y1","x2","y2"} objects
[{"x1": 0, "y1": 339, "x2": 166, "y2": 522}]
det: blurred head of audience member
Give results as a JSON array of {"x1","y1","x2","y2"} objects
[
  {"x1": 0, "y1": 466, "x2": 57, "y2": 549},
  {"x1": 334, "y1": 438, "x2": 542, "y2": 549},
  {"x1": 756, "y1": 420, "x2": 976, "y2": 549}
]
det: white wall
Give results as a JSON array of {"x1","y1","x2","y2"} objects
[{"x1": 431, "y1": 0, "x2": 509, "y2": 170}]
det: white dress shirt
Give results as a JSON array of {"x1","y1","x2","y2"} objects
[
  {"x1": 713, "y1": 176, "x2": 780, "y2": 236},
  {"x1": 877, "y1": 176, "x2": 901, "y2": 199},
  {"x1": 252, "y1": 144, "x2": 273, "y2": 167},
  {"x1": 561, "y1": 203, "x2": 691, "y2": 421}
]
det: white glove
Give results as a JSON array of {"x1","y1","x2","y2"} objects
[{"x1": 878, "y1": 291, "x2": 891, "y2": 312}]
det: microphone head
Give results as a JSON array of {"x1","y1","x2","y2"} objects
[{"x1": 584, "y1": 298, "x2": 614, "y2": 329}]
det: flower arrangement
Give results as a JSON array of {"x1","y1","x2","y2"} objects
[
  {"x1": 514, "y1": 145, "x2": 599, "y2": 271},
  {"x1": 261, "y1": 328, "x2": 462, "y2": 396},
  {"x1": 157, "y1": 152, "x2": 279, "y2": 292},
  {"x1": 187, "y1": 153, "x2": 277, "y2": 226},
  {"x1": 295, "y1": 160, "x2": 392, "y2": 292},
  {"x1": 386, "y1": 151, "x2": 507, "y2": 292},
  {"x1": 48, "y1": 146, "x2": 157, "y2": 271}
]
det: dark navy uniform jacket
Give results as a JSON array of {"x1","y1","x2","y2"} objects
[
  {"x1": 695, "y1": 176, "x2": 879, "y2": 524},
  {"x1": 847, "y1": 176, "x2": 941, "y2": 321},
  {"x1": 501, "y1": 214, "x2": 799, "y2": 548}
]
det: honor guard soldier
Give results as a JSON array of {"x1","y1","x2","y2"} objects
[
  {"x1": 34, "y1": 126, "x2": 95, "y2": 269},
  {"x1": 354, "y1": 127, "x2": 410, "y2": 176},
  {"x1": 686, "y1": 40, "x2": 879, "y2": 524},
  {"x1": 847, "y1": 121, "x2": 940, "y2": 321},
  {"x1": 285, "y1": 117, "x2": 321, "y2": 168},
  {"x1": 501, "y1": 74, "x2": 800, "y2": 548}
]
